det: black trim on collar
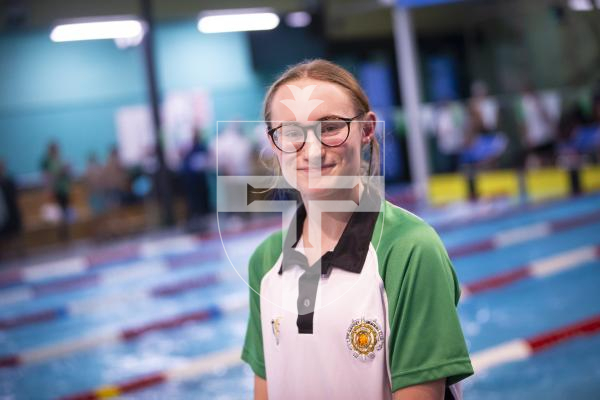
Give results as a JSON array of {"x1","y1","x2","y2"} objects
[
  {"x1": 278, "y1": 188, "x2": 381, "y2": 277},
  {"x1": 277, "y1": 187, "x2": 382, "y2": 334}
]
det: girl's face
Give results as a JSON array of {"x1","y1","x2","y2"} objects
[{"x1": 269, "y1": 78, "x2": 375, "y2": 201}]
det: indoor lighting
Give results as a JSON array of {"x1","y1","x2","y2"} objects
[
  {"x1": 197, "y1": 10, "x2": 279, "y2": 33},
  {"x1": 568, "y1": 0, "x2": 594, "y2": 11},
  {"x1": 50, "y1": 19, "x2": 144, "y2": 42},
  {"x1": 285, "y1": 11, "x2": 311, "y2": 28}
]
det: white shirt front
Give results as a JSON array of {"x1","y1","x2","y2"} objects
[{"x1": 259, "y1": 239, "x2": 392, "y2": 400}]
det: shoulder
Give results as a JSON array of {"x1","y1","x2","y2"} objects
[
  {"x1": 250, "y1": 230, "x2": 284, "y2": 264},
  {"x1": 375, "y1": 202, "x2": 456, "y2": 287},
  {"x1": 377, "y1": 201, "x2": 444, "y2": 255},
  {"x1": 377, "y1": 204, "x2": 460, "y2": 304},
  {"x1": 247, "y1": 230, "x2": 284, "y2": 284}
]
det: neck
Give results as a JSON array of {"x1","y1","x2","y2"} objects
[{"x1": 300, "y1": 183, "x2": 362, "y2": 251}]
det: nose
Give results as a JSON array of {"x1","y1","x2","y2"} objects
[{"x1": 302, "y1": 128, "x2": 325, "y2": 162}]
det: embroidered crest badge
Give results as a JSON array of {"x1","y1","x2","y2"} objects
[
  {"x1": 346, "y1": 317, "x2": 384, "y2": 360},
  {"x1": 271, "y1": 317, "x2": 282, "y2": 345}
]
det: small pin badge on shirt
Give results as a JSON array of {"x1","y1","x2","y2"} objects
[{"x1": 271, "y1": 317, "x2": 282, "y2": 345}]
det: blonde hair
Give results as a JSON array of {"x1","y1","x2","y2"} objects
[{"x1": 259, "y1": 59, "x2": 380, "y2": 196}]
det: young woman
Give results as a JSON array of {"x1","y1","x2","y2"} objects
[{"x1": 242, "y1": 59, "x2": 473, "y2": 400}]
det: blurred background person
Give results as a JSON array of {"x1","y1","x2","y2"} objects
[
  {"x1": 556, "y1": 105, "x2": 586, "y2": 173},
  {"x1": 591, "y1": 90, "x2": 600, "y2": 160},
  {"x1": 84, "y1": 152, "x2": 106, "y2": 217},
  {"x1": 83, "y1": 152, "x2": 108, "y2": 239},
  {"x1": 210, "y1": 120, "x2": 252, "y2": 227},
  {"x1": 0, "y1": 160, "x2": 23, "y2": 259},
  {"x1": 181, "y1": 129, "x2": 212, "y2": 232},
  {"x1": 572, "y1": 90, "x2": 600, "y2": 163},
  {"x1": 40, "y1": 141, "x2": 72, "y2": 240},
  {"x1": 432, "y1": 99, "x2": 466, "y2": 173},
  {"x1": 460, "y1": 81, "x2": 507, "y2": 170},
  {"x1": 104, "y1": 145, "x2": 128, "y2": 209},
  {"x1": 211, "y1": 120, "x2": 252, "y2": 177},
  {"x1": 517, "y1": 83, "x2": 561, "y2": 168},
  {"x1": 467, "y1": 81, "x2": 498, "y2": 138}
]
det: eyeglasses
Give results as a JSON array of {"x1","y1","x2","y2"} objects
[{"x1": 267, "y1": 113, "x2": 364, "y2": 153}]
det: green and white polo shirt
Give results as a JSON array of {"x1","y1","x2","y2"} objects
[{"x1": 242, "y1": 191, "x2": 473, "y2": 399}]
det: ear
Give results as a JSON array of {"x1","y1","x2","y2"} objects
[{"x1": 361, "y1": 111, "x2": 377, "y2": 144}]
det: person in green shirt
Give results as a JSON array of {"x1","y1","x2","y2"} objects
[{"x1": 241, "y1": 59, "x2": 473, "y2": 400}]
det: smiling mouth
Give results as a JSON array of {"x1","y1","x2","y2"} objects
[{"x1": 297, "y1": 164, "x2": 335, "y2": 172}]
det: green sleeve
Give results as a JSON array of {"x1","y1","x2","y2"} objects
[
  {"x1": 381, "y1": 224, "x2": 473, "y2": 392},
  {"x1": 241, "y1": 231, "x2": 282, "y2": 379}
]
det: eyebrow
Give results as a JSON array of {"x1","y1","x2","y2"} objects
[
  {"x1": 268, "y1": 114, "x2": 351, "y2": 131},
  {"x1": 317, "y1": 114, "x2": 348, "y2": 121},
  {"x1": 273, "y1": 115, "x2": 349, "y2": 125}
]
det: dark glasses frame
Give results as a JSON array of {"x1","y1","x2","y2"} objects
[{"x1": 267, "y1": 113, "x2": 365, "y2": 153}]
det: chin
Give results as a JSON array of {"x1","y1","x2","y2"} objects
[
  {"x1": 299, "y1": 187, "x2": 338, "y2": 201},
  {"x1": 298, "y1": 177, "x2": 353, "y2": 201}
]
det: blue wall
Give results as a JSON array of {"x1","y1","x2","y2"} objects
[{"x1": 0, "y1": 20, "x2": 264, "y2": 181}]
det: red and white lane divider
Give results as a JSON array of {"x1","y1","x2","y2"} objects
[
  {"x1": 471, "y1": 314, "x2": 600, "y2": 372},
  {"x1": 58, "y1": 347, "x2": 244, "y2": 400},
  {"x1": 57, "y1": 312, "x2": 600, "y2": 400},
  {"x1": 434, "y1": 193, "x2": 600, "y2": 234},
  {"x1": 461, "y1": 244, "x2": 600, "y2": 298},
  {"x1": 0, "y1": 237, "x2": 221, "y2": 290},
  {"x1": 0, "y1": 217, "x2": 279, "y2": 289},
  {"x1": 0, "y1": 250, "x2": 223, "y2": 307},
  {"x1": 448, "y1": 209, "x2": 600, "y2": 259},
  {"x1": 0, "y1": 245, "x2": 600, "y2": 366},
  {"x1": 3, "y1": 242, "x2": 599, "y2": 361},
  {"x1": 2, "y1": 198, "x2": 596, "y2": 289},
  {"x1": 0, "y1": 293, "x2": 247, "y2": 368},
  {"x1": 0, "y1": 272, "x2": 226, "y2": 330}
]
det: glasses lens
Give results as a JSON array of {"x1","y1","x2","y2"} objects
[
  {"x1": 272, "y1": 119, "x2": 352, "y2": 152},
  {"x1": 275, "y1": 124, "x2": 305, "y2": 152},
  {"x1": 320, "y1": 120, "x2": 349, "y2": 146}
]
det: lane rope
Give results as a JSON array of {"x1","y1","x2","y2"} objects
[
  {"x1": 0, "y1": 272, "x2": 228, "y2": 329},
  {"x1": 4, "y1": 194, "x2": 598, "y2": 288},
  {"x1": 0, "y1": 217, "x2": 279, "y2": 288},
  {"x1": 448, "y1": 210, "x2": 600, "y2": 259},
  {"x1": 56, "y1": 312, "x2": 600, "y2": 400},
  {"x1": 0, "y1": 293, "x2": 247, "y2": 368},
  {"x1": 461, "y1": 244, "x2": 600, "y2": 298},
  {"x1": 3, "y1": 243, "x2": 599, "y2": 364},
  {"x1": 0, "y1": 252, "x2": 222, "y2": 307}
]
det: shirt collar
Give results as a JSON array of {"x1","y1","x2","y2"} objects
[{"x1": 278, "y1": 187, "x2": 382, "y2": 276}]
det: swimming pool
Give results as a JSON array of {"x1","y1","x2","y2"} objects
[{"x1": 1, "y1": 193, "x2": 599, "y2": 399}]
